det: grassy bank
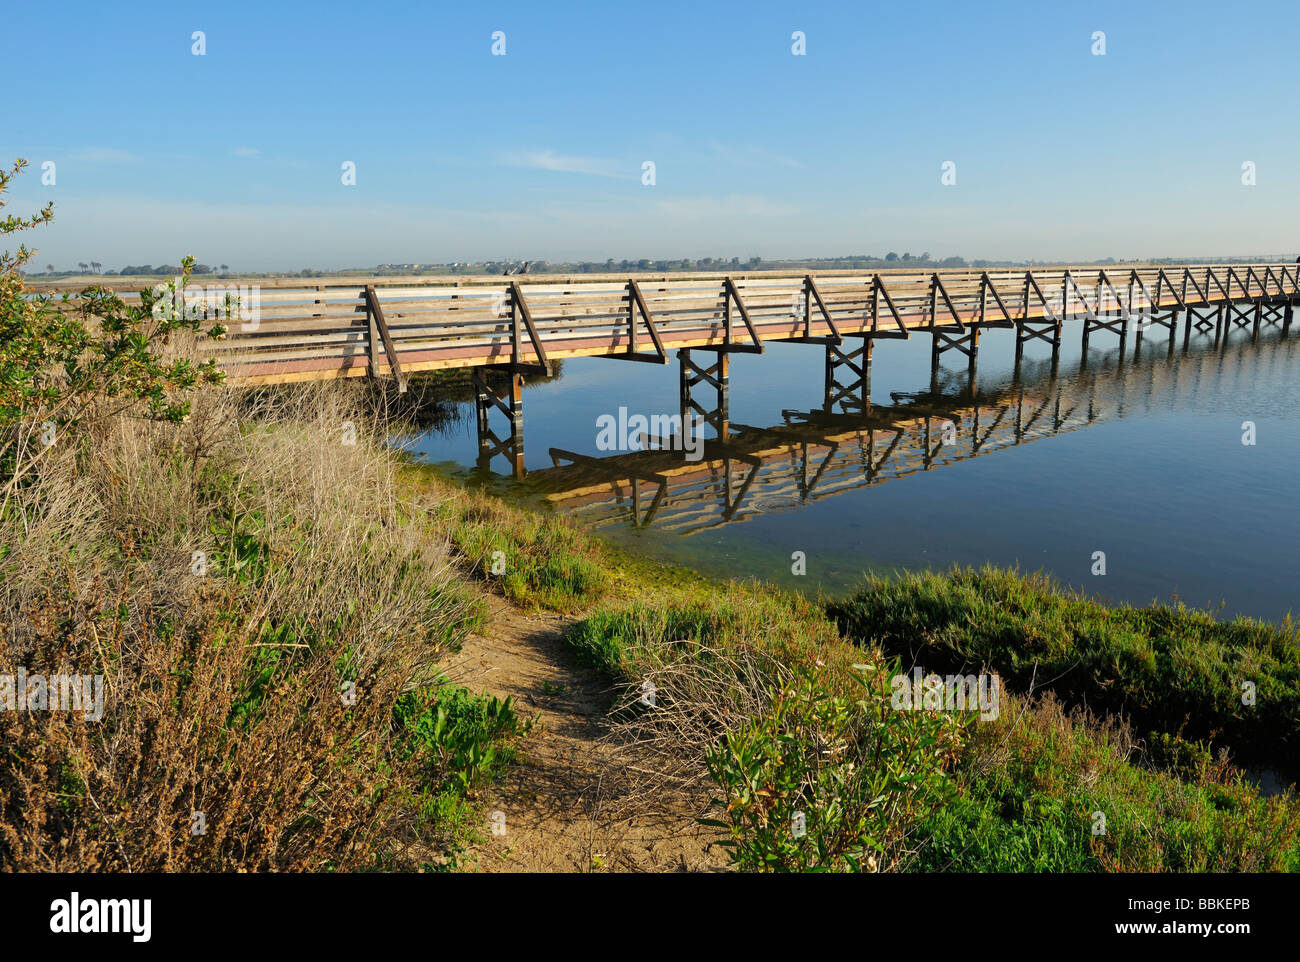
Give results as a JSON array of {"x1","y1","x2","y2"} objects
[
  {"x1": 0, "y1": 162, "x2": 542, "y2": 872},
  {"x1": 555, "y1": 581, "x2": 1300, "y2": 872},
  {"x1": 426, "y1": 479, "x2": 1300, "y2": 870},
  {"x1": 913, "y1": 692, "x2": 1300, "y2": 872}
]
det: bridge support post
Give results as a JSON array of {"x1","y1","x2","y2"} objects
[
  {"x1": 473, "y1": 367, "x2": 526, "y2": 478},
  {"x1": 679, "y1": 349, "x2": 730, "y2": 443},
  {"x1": 931, "y1": 327, "x2": 979, "y2": 368},
  {"x1": 1014, "y1": 319, "x2": 1061, "y2": 365},
  {"x1": 1082, "y1": 310, "x2": 1128, "y2": 360},
  {"x1": 930, "y1": 327, "x2": 980, "y2": 396},
  {"x1": 823, "y1": 338, "x2": 872, "y2": 414},
  {"x1": 1285, "y1": 301, "x2": 1293, "y2": 336},
  {"x1": 1263, "y1": 300, "x2": 1286, "y2": 328}
]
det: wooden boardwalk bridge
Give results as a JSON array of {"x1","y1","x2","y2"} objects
[{"x1": 35, "y1": 262, "x2": 1299, "y2": 476}]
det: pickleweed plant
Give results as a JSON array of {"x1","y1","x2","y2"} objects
[{"x1": 704, "y1": 657, "x2": 962, "y2": 872}]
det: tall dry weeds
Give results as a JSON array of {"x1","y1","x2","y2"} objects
[{"x1": 0, "y1": 377, "x2": 478, "y2": 871}]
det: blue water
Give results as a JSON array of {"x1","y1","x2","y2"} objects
[{"x1": 414, "y1": 321, "x2": 1300, "y2": 621}]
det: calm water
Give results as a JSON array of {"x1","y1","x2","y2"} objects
[{"x1": 414, "y1": 322, "x2": 1300, "y2": 621}]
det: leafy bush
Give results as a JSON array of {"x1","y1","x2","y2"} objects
[
  {"x1": 565, "y1": 585, "x2": 970, "y2": 870},
  {"x1": 704, "y1": 657, "x2": 959, "y2": 872},
  {"x1": 2, "y1": 159, "x2": 227, "y2": 510}
]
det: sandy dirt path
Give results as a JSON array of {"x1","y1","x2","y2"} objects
[{"x1": 441, "y1": 598, "x2": 728, "y2": 873}]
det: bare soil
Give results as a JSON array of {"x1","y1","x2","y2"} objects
[{"x1": 441, "y1": 598, "x2": 729, "y2": 873}]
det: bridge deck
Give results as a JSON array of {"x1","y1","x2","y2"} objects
[{"x1": 30, "y1": 264, "x2": 1300, "y2": 385}]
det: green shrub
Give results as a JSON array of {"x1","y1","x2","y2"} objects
[
  {"x1": 830, "y1": 566, "x2": 1300, "y2": 770},
  {"x1": 2, "y1": 158, "x2": 226, "y2": 505},
  {"x1": 908, "y1": 695, "x2": 1300, "y2": 872},
  {"x1": 704, "y1": 657, "x2": 960, "y2": 872},
  {"x1": 566, "y1": 586, "x2": 969, "y2": 871}
]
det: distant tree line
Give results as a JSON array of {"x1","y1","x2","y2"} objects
[
  {"x1": 28, "y1": 263, "x2": 234, "y2": 277},
  {"x1": 436, "y1": 253, "x2": 1068, "y2": 274},
  {"x1": 26, "y1": 252, "x2": 1296, "y2": 281},
  {"x1": 116, "y1": 263, "x2": 232, "y2": 276},
  {"x1": 442, "y1": 254, "x2": 956, "y2": 274}
]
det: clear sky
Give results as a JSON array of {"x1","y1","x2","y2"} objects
[{"x1": 4, "y1": 0, "x2": 1298, "y2": 271}]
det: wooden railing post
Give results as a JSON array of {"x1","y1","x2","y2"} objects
[
  {"x1": 721, "y1": 277, "x2": 764, "y2": 353},
  {"x1": 508, "y1": 280, "x2": 550, "y2": 373},
  {"x1": 364, "y1": 284, "x2": 407, "y2": 392},
  {"x1": 366, "y1": 288, "x2": 380, "y2": 378},
  {"x1": 627, "y1": 279, "x2": 637, "y2": 355}
]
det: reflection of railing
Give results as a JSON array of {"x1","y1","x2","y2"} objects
[
  {"x1": 537, "y1": 396, "x2": 1076, "y2": 533},
  {"x1": 527, "y1": 329, "x2": 1292, "y2": 534}
]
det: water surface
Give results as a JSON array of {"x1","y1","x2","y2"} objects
[{"x1": 414, "y1": 323, "x2": 1300, "y2": 621}]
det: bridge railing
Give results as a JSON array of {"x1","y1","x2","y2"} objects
[{"x1": 25, "y1": 263, "x2": 1300, "y2": 384}]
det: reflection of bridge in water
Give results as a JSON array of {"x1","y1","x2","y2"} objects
[{"x1": 520, "y1": 327, "x2": 1290, "y2": 535}]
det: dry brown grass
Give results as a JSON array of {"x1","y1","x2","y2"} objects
[
  {"x1": 0, "y1": 378, "x2": 482, "y2": 871},
  {"x1": 564, "y1": 588, "x2": 853, "y2": 799}
]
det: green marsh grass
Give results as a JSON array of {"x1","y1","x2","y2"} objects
[{"x1": 829, "y1": 566, "x2": 1300, "y2": 771}]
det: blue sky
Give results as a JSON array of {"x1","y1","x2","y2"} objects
[{"x1": 4, "y1": 0, "x2": 1298, "y2": 270}]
